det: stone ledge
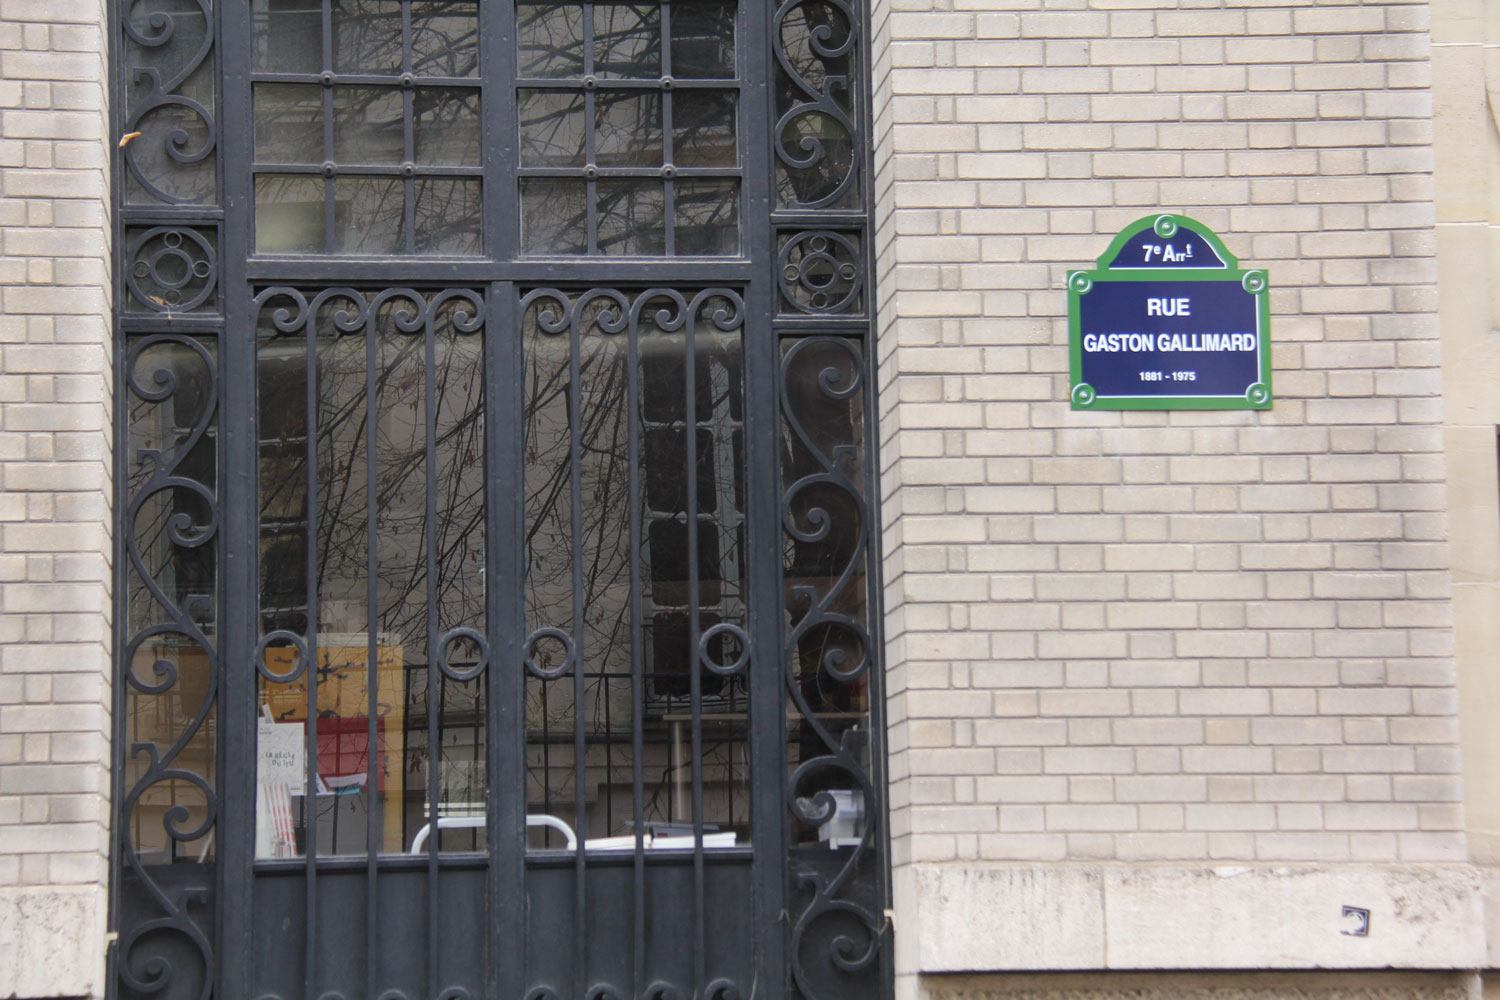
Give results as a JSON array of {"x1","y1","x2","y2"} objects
[
  {"x1": 0, "y1": 885, "x2": 105, "y2": 1000},
  {"x1": 912, "y1": 970, "x2": 1479, "y2": 1000},
  {"x1": 898, "y1": 863, "x2": 1486, "y2": 973}
]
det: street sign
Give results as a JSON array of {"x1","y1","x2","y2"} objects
[{"x1": 1068, "y1": 214, "x2": 1271, "y2": 410}]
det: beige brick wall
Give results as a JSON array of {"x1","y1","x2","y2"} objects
[
  {"x1": 0, "y1": 0, "x2": 113, "y2": 996},
  {"x1": 873, "y1": 0, "x2": 1459, "y2": 870}
]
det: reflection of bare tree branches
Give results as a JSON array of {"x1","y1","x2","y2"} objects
[
  {"x1": 257, "y1": 296, "x2": 485, "y2": 653},
  {"x1": 520, "y1": 292, "x2": 752, "y2": 836},
  {"x1": 252, "y1": 4, "x2": 481, "y2": 255},
  {"x1": 515, "y1": 1, "x2": 740, "y2": 255}
]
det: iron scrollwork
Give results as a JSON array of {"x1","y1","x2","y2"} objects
[
  {"x1": 780, "y1": 337, "x2": 886, "y2": 1000},
  {"x1": 118, "y1": 334, "x2": 221, "y2": 1000},
  {"x1": 775, "y1": 0, "x2": 860, "y2": 210},
  {"x1": 121, "y1": 0, "x2": 217, "y2": 206}
]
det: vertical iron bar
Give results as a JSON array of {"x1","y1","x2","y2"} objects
[
  {"x1": 661, "y1": 4, "x2": 675, "y2": 257},
  {"x1": 490, "y1": 282, "x2": 525, "y2": 1000},
  {"x1": 425, "y1": 303, "x2": 442, "y2": 1000},
  {"x1": 685, "y1": 300, "x2": 705, "y2": 1000},
  {"x1": 322, "y1": 0, "x2": 335, "y2": 253},
  {"x1": 365, "y1": 303, "x2": 380, "y2": 993},
  {"x1": 108, "y1": 0, "x2": 127, "y2": 969},
  {"x1": 480, "y1": 8, "x2": 512, "y2": 963},
  {"x1": 628, "y1": 297, "x2": 646, "y2": 999},
  {"x1": 486, "y1": 0, "x2": 517, "y2": 261},
  {"x1": 743, "y1": 0, "x2": 788, "y2": 992},
  {"x1": 569, "y1": 301, "x2": 588, "y2": 997},
  {"x1": 218, "y1": 0, "x2": 255, "y2": 994},
  {"x1": 583, "y1": 3, "x2": 597, "y2": 254},
  {"x1": 402, "y1": 2, "x2": 416, "y2": 255},
  {"x1": 303, "y1": 305, "x2": 322, "y2": 1000}
]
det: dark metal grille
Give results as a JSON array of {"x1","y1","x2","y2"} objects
[
  {"x1": 516, "y1": 2, "x2": 742, "y2": 255},
  {"x1": 249, "y1": 1, "x2": 484, "y2": 256},
  {"x1": 111, "y1": 1, "x2": 888, "y2": 998}
]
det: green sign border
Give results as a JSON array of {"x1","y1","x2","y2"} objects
[{"x1": 1068, "y1": 214, "x2": 1272, "y2": 411}]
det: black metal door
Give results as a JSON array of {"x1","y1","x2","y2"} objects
[{"x1": 111, "y1": 3, "x2": 887, "y2": 999}]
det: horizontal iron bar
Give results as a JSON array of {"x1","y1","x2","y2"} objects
[
  {"x1": 253, "y1": 164, "x2": 483, "y2": 176},
  {"x1": 518, "y1": 167, "x2": 742, "y2": 178},
  {"x1": 244, "y1": 259, "x2": 756, "y2": 282},
  {"x1": 515, "y1": 77, "x2": 741, "y2": 89},
  {"x1": 251, "y1": 73, "x2": 481, "y2": 88}
]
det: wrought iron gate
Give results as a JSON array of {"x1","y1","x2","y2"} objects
[{"x1": 110, "y1": 2, "x2": 887, "y2": 999}]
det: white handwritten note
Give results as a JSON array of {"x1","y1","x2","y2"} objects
[{"x1": 257, "y1": 720, "x2": 305, "y2": 796}]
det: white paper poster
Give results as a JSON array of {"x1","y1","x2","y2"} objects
[{"x1": 257, "y1": 719, "x2": 305, "y2": 796}]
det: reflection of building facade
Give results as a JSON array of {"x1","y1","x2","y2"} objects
[{"x1": 6, "y1": 2, "x2": 1500, "y2": 1000}]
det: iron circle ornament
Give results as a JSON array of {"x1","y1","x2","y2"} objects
[
  {"x1": 126, "y1": 226, "x2": 218, "y2": 313},
  {"x1": 1067, "y1": 213, "x2": 1273, "y2": 411},
  {"x1": 436, "y1": 627, "x2": 490, "y2": 682},
  {"x1": 699, "y1": 621, "x2": 751, "y2": 676},
  {"x1": 254, "y1": 630, "x2": 309, "y2": 684},
  {"x1": 778, "y1": 230, "x2": 863, "y2": 314},
  {"x1": 524, "y1": 626, "x2": 576, "y2": 680}
]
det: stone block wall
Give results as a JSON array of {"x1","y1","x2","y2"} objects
[{"x1": 0, "y1": 0, "x2": 114, "y2": 997}]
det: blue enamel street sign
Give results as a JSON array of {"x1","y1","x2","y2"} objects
[{"x1": 1068, "y1": 214, "x2": 1272, "y2": 410}]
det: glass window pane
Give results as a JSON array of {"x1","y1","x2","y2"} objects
[
  {"x1": 518, "y1": 3, "x2": 585, "y2": 79},
  {"x1": 415, "y1": 90, "x2": 481, "y2": 166},
  {"x1": 414, "y1": 178, "x2": 482, "y2": 255},
  {"x1": 411, "y1": 1, "x2": 480, "y2": 77},
  {"x1": 597, "y1": 180, "x2": 665, "y2": 255},
  {"x1": 332, "y1": 0, "x2": 404, "y2": 76},
  {"x1": 254, "y1": 84, "x2": 324, "y2": 164},
  {"x1": 671, "y1": 1, "x2": 735, "y2": 79},
  {"x1": 333, "y1": 176, "x2": 405, "y2": 254},
  {"x1": 256, "y1": 174, "x2": 325, "y2": 253},
  {"x1": 595, "y1": 91, "x2": 663, "y2": 167},
  {"x1": 672, "y1": 90, "x2": 737, "y2": 167},
  {"x1": 594, "y1": 3, "x2": 660, "y2": 79},
  {"x1": 522, "y1": 292, "x2": 750, "y2": 850},
  {"x1": 254, "y1": 294, "x2": 488, "y2": 858},
  {"x1": 519, "y1": 90, "x2": 587, "y2": 167},
  {"x1": 674, "y1": 179, "x2": 739, "y2": 255},
  {"x1": 252, "y1": 0, "x2": 322, "y2": 75},
  {"x1": 520, "y1": 178, "x2": 587, "y2": 254},
  {"x1": 332, "y1": 87, "x2": 406, "y2": 165},
  {"x1": 779, "y1": 337, "x2": 869, "y2": 854}
]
